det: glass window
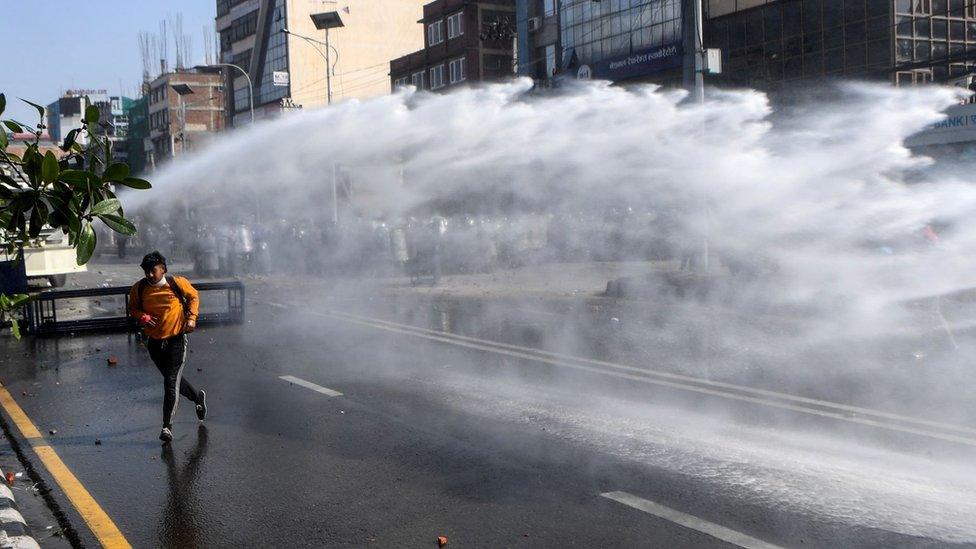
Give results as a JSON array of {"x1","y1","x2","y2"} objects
[
  {"x1": 803, "y1": 0, "x2": 822, "y2": 34},
  {"x1": 411, "y1": 71, "x2": 425, "y2": 89},
  {"x1": 394, "y1": 77, "x2": 409, "y2": 88},
  {"x1": 844, "y1": 0, "x2": 864, "y2": 22},
  {"x1": 823, "y1": 2, "x2": 844, "y2": 29},
  {"x1": 897, "y1": 16, "x2": 913, "y2": 36},
  {"x1": 825, "y1": 48, "x2": 845, "y2": 71},
  {"x1": 932, "y1": 19, "x2": 948, "y2": 40},
  {"x1": 915, "y1": 19, "x2": 930, "y2": 38},
  {"x1": 866, "y1": 39, "x2": 891, "y2": 65},
  {"x1": 430, "y1": 64, "x2": 446, "y2": 89},
  {"x1": 845, "y1": 42, "x2": 866, "y2": 69},
  {"x1": 448, "y1": 12, "x2": 464, "y2": 39},
  {"x1": 428, "y1": 20, "x2": 445, "y2": 46},
  {"x1": 915, "y1": 40, "x2": 931, "y2": 60},
  {"x1": 783, "y1": 2, "x2": 802, "y2": 36},
  {"x1": 897, "y1": 38, "x2": 914, "y2": 60},
  {"x1": 896, "y1": 0, "x2": 911, "y2": 13},
  {"x1": 845, "y1": 21, "x2": 866, "y2": 43},
  {"x1": 950, "y1": 20, "x2": 965, "y2": 41},
  {"x1": 764, "y1": 4, "x2": 781, "y2": 42},
  {"x1": 865, "y1": 16, "x2": 888, "y2": 41},
  {"x1": 544, "y1": 0, "x2": 556, "y2": 17},
  {"x1": 948, "y1": 0, "x2": 966, "y2": 16},
  {"x1": 932, "y1": 40, "x2": 948, "y2": 60},
  {"x1": 449, "y1": 57, "x2": 467, "y2": 83},
  {"x1": 866, "y1": 0, "x2": 888, "y2": 17},
  {"x1": 803, "y1": 52, "x2": 823, "y2": 75},
  {"x1": 933, "y1": 0, "x2": 948, "y2": 15},
  {"x1": 253, "y1": 0, "x2": 287, "y2": 109}
]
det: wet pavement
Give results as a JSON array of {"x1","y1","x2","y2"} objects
[{"x1": 1, "y1": 262, "x2": 975, "y2": 547}]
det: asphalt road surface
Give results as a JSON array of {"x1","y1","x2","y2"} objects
[{"x1": 1, "y1": 279, "x2": 975, "y2": 548}]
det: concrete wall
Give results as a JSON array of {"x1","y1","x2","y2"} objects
[{"x1": 288, "y1": 0, "x2": 428, "y2": 109}]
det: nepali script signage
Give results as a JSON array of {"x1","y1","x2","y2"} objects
[
  {"x1": 906, "y1": 102, "x2": 976, "y2": 147},
  {"x1": 591, "y1": 43, "x2": 683, "y2": 80}
]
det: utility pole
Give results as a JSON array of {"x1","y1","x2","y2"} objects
[{"x1": 682, "y1": 0, "x2": 708, "y2": 272}]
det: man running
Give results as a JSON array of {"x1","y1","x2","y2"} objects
[{"x1": 129, "y1": 251, "x2": 207, "y2": 443}]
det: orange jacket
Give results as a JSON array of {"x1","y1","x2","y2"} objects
[{"x1": 128, "y1": 276, "x2": 199, "y2": 340}]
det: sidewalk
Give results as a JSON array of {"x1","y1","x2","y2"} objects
[{"x1": 0, "y1": 436, "x2": 71, "y2": 549}]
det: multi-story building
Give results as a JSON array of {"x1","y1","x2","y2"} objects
[
  {"x1": 125, "y1": 96, "x2": 151, "y2": 175},
  {"x1": 389, "y1": 0, "x2": 517, "y2": 91},
  {"x1": 146, "y1": 69, "x2": 225, "y2": 162},
  {"x1": 516, "y1": 0, "x2": 561, "y2": 84},
  {"x1": 216, "y1": 0, "x2": 427, "y2": 126},
  {"x1": 46, "y1": 91, "x2": 132, "y2": 161},
  {"x1": 705, "y1": 0, "x2": 976, "y2": 90}
]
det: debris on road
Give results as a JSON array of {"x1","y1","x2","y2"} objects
[
  {"x1": 94, "y1": 439, "x2": 102, "y2": 446},
  {"x1": 107, "y1": 357, "x2": 118, "y2": 366},
  {"x1": 5, "y1": 472, "x2": 14, "y2": 485},
  {"x1": 48, "y1": 430, "x2": 56, "y2": 436},
  {"x1": 437, "y1": 536, "x2": 448, "y2": 547}
]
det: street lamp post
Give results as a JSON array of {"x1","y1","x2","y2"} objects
[
  {"x1": 309, "y1": 11, "x2": 345, "y2": 106},
  {"x1": 197, "y1": 63, "x2": 254, "y2": 124},
  {"x1": 170, "y1": 83, "x2": 194, "y2": 156}
]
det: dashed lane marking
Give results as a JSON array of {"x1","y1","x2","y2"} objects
[
  {"x1": 601, "y1": 491, "x2": 785, "y2": 549},
  {"x1": 279, "y1": 375, "x2": 344, "y2": 397},
  {"x1": 0, "y1": 384, "x2": 131, "y2": 548}
]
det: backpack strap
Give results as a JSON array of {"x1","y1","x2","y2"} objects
[{"x1": 137, "y1": 276, "x2": 187, "y2": 316}]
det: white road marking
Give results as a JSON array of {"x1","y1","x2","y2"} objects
[
  {"x1": 253, "y1": 300, "x2": 976, "y2": 446},
  {"x1": 267, "y1": 301, "x2": 288, "y2": 309},
  {"x1": 279, "y1": 375, "x2": 343, "y2": 397},
  {"x1": 601, "y1": 491, "x2": 785, "y2": 549}
]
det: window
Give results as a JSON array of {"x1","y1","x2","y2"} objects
[
  {"x1": 449, "y1": 57, "x2": 467, "y2": 83},
  {"x1": 428, "y1": 20, "x2": 445, "y2": 46},
  {"x1": 394, "y1": 76, "x2": 409, "y2": 89},
  {"x1": 544, "y1": 0, "x2": 556, "y2": 17},
  {"x1": 229, "y1": 10, "x2": 259, "y2": 43},
  {"x1": 448, "y1": 12, "x2": 464, "y2": 39},
  {"x1": 411, "y1": 71, "x2": 425, "y2": 89},
  {"x1": 430, "y1": 64, "x2": 446, "y2": 89}
]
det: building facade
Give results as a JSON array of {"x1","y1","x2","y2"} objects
[
  {"x1": 146, "y1": 69, "x2": 225, "y2": 163},
  {"x1": 216, "y1": 0, "x2": 428, "y2": 126},
  {"x1": 389, "y1": 0, "x2": 517, "y2": 91},
  {"x1": 125, "y1": 96, "x2": 151, "y2": 175},
  {"x1": 516, "y1": 0, "x2": 561, "y2": 84},
  {"x1": 513, "y1": 0, "x2": 692, "y2": 87},
  {"x1": 704, "y1": 0, "x2": 976, "y2": 89}
]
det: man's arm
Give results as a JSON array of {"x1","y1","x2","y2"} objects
[
  {"x1": 175, "y1": 276, "x2": 200, "y2": 322},
  {"x1": 128, "y1": 283, "x2": 157, "y2": 327}
]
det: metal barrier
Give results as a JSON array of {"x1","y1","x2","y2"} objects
[{"x1": 27, "y1": 280, "x2": 245, "y2": 336}]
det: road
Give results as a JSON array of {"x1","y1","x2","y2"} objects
[{"x1": 1, "y1": 265, "x2": 975, "y2": 547}]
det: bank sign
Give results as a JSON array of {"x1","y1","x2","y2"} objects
[
  {"x1": 591, "y1": 43, "x2": 683, "y2": 80},
  {"x1": 905, "y1": 102, "x2": 976, "y2": 147}
]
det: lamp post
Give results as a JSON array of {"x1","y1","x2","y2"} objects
[
  {"x1": 309, "y1": 11, "x2": 344, "y2": 105},
  {"x1": 170, "y1": 83, "x2": 194, "y2": 156},
  {"x1": 196, "y1": 63, "x2": 254, "y2": 124}
]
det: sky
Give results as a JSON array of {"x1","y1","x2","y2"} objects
[{"x1": 1, "y1": 1, "x2": 217, "y2": 126}]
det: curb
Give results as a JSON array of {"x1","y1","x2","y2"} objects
[{"x1": 0, "y1": 470, "x2": 40, "y2": 549}]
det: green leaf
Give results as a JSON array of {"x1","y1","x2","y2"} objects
[
  {"x1": 76, "y1": 221, "x2": 96, "y2": 265},
  {"x1": 58, "y1": 169, "x2": 98, "y2": 190},
  {"x1": 117, "y1": 177, "x2": 151, "y2": 190},
  {"x1": 19, "y1": 98, "x2": 45, "y2": 120},
  {"x1": 8, "y1": 294, "x2": 30, "y2": 308},
  {"x1": 98, "y1": 213, "x2": 137, "y2": 236},
  {"x1": 0, "y1": 130, "x2": 7, "y2": 150},
  {"x1": 60, "y1": 128, "x2": 80, "y2": 152},
  {"x1": 3, "y1": 120, "x2": 23, "y2": 134},
  {"x1": 102, "y1": 162, "x2": 129, "y2": 182},
  {"x1": 0, "y1": 94, "x2": 6, "y2": 117},
  {"x1": 41, "y1": 151, "x2": 59, "y2": 183},
  {"x1": 28, "y1": 207, "x2": 42, "y2": 237},
  {"x1": 84, "y1": 104, "x2": 100, "y2": 124},
  {"x1": 89, "y1": 198, "x2": 120, "y2": 216},
  {"x1": 9, "y1": 318, "x2": 20, "y2": 339}
]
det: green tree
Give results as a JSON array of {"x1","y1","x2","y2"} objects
[{"x1": 0, "y1": 93, "x2": 150, "y2": 337}]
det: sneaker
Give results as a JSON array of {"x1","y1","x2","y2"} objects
[
  {"x1": 196, "y1": 390, "x2": 207, "y2": 421},
  {"x1": 159, "y1": 427, "x2": 173, "y2": 443}
]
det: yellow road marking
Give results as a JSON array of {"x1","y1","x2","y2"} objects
[
  {"x1": 0, "y1": 384, "x2": 131, "y2": 549},
  {"x1": 0, "y1": 384, "x2": 42, "y2": 440}
]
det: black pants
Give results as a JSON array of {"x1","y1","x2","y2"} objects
[{"x1": 147, "y1": 334, "x2": 200, "y2": 428}]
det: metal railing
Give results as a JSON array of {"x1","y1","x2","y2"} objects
[{"x1": 27, "y1": 281, "x2": 245, "y2": 336}]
